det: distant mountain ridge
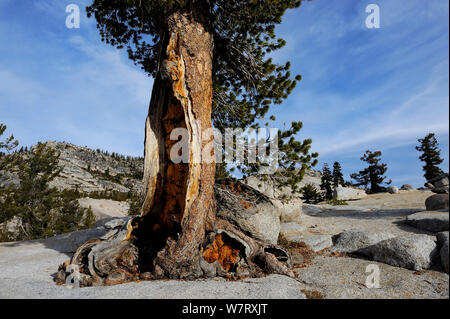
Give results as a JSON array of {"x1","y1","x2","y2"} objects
[{"x1": 0, "y1": 141, "x2": 144, "y2": 196}]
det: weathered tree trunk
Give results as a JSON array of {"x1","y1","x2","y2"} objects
[
  {"x1": 138, "y1": 11, "x2": 216, "y2": 278},
  {"x1": 56, "y1": 11, "x2": 293, "y2": 287}
]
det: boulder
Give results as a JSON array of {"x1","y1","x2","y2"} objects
[
  {"x1": 437, "y1": 232, "x2": 449, "y2": 273},
  {"x1": 279, "y1": 222, "x2": 306, "y2": 240},
  {"x1": 425, "y1": 194, "x2": 449, "y2": 211},
  {"x1": 272, "y1": 197, "x2": 302, "y2": 223},
  {"x1": 93, "y1": 217, "x2": 132, "y2": 229},
  {"x1": 0, "y1": 216, "x2": 23, "y2": 239},
  {"x1": 387, "y1": 186, "x2": 399, "y2": 194},
  {"x1": 288, "y1": 234, "x2": 333, "y2": 252},
  {"x1": 215, "y1": 182, "x2": 280, "y2": 244},
  {"x1": 428, "y1": 173, "x2": 449, "y2": 194},
  {"x1": 405, "y1": 211, "x2": 449, "y2": 232},
  {"x1": 400, "y1": 184, "x2": 414, "y2": 191},
  {"x1": 360, "y1": 235, "x2": 439, "y2": 271},
  {"x1": 333, "y1": 186, "x2": 366, "y2": 201},
  {"x1": 331, "y1": 231, "x2": 396, "y2": 254}
]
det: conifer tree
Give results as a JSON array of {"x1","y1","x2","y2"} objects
[
  {"x1": 0, "y1": 123, "x2": 18, "y2": 172},
  {"x1": 59, "y1": 0, "x2": 315, "y2": 285},
  {"x1": 415, "y1": 133, "x2": 444, "y2": 181},
  {"x1": 332, "y1": 161, "x2": 344, "y2": 189},
  {"x1": 350, "y1": 150, "x2": 391, "y2": 193},
  {"x1": 0, "y1": 143, "x2": 95, "y2": 241},
  {"x1": 320, "y1": 163, "x2": 333, "y2": 200}
]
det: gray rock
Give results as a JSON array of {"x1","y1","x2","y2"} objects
[
  {"x1": 102, "y1": 217, "x2": 132, "y2": 230},
  {"x1": 437, "y1": 232, "x2": 449, "y2": 273},
  {"x1": 428, "y1": 174, "x2": 449, "y2": 194},
  {"x1": 279, "y1": 222, "x2": 306, "y2": 240},
  {"x1": 435, "y1": 177, "x2": 449, "y2": 188},
  {"x1": 289, "y1": 234, "x2": 333, "y2": 252},
  {"x1": 360, "y1": 235, "x2": 439, "y2": 271},
  {"x1": 425, "y1": 194, "x2": 449, "y2": 211},
  {"x1": 333, "y1": 186, "x2": 366, "y2": 201},
  {"x1": 331, "y1": 231, "x2": 396, "y2": 254},
  {"x1": 215, "y1": 183, "x2": 280, "y2": 244},
  {"x1": 78, "y1": 198, "x2": 129, "y2": 220},
  {"x1": 273, "y1": 198, "x2": 302, "y2": 223},
  {"x1": 387, "y1": 186, "x2": 399, "y2": 194},
  {"x1": 400, "y1": 184, "x2": 414, "y2": 191},
  {"x1": 405, "y1": 211, "x2": 449, "y2": 232},
  {"x1": 0, "y1": 216, "x2": 23, "y2": 238},
  {"x1": 430, "y1": 173, "x2": 449, "y2": 187}
]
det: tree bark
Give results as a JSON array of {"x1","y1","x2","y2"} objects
[
  {"x1": 56, "y1": 11, "x2": 293, "y2": 287},
  {"x1": 138, "y1": 11, "x2": 216, "y2": 278}
]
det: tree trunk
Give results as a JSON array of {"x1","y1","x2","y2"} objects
[
  {"x1": 138, "y1": 11, "x2": 216, "y2": 278},
  {"x1": 56, "y1": 11, "x2": 293, "y2": 287}
]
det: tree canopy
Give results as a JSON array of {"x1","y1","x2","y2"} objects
[
  {"x1": 416, "y1": 133, "x2": 444, "y2": 181},
  {"x1": 86, "y1": 0, "x2": 317, "y2": 188},
  {"x1": 351, "y1": 150, "x2": 391, "y2": 193}
]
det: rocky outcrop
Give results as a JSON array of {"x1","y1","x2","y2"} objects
[
  {"x1": 405, "y1": 211, "x2": 449, "y2": 232},
  {"x1": 279, "y1": 222, "x2": 306, "y2": 240},
  {"x1": 215, "y1": 181, "x2": 280, "y2": 244},
  {"x1": 427, "y1": 173, "x2": 449, "y2": 194},
  {"x1": 0, "y1": 141, "x2": 144, "y2": 195},
  {"x1": 359, "y1": 235, "x2": 439, "y2": 271},
  {"x1": 332, "y1": 186, "x2": 366, "y2": 201},
  {"x1": 425, "y1": 194, "x2": 449, "y2": 211},
  {"x1": 331, "y1": 231, "x2": 395, "y2": 254},
  {"x1": 77, "y1": 198, "x2": 129, "y2": 220},
  {"x1": 242, "y1": 174, "x2": 304, "y2": 223}
]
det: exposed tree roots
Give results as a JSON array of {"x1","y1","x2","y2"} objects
[{"x1": 56, "y1": 216, "x2": 294, "y2": 287}]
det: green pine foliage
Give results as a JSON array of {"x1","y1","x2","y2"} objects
[
  {"x1": 0, "y1": 123, "x2": 19, "y2": 172},
  {"x1": 0, "y1": 140, "x2": 95, "y2": 242},
  {"x1": 415, "y1": 133, "x2": 444, "y2": 181},
  {"x1": 332, "y1": 161, "x2": 344, "y2": 189},
  {"x1": 320, "y1": 163, "x2": 333, "y2": 200},
  {"x1": 350, "y1": 150, "x2": 391, "y2": 194},
  {"x1": 85, "y1": 0, "x2": 318, "y2": 191},
  {"x1": 300, "y1": 183, "x2": 323, "y2": 204}
]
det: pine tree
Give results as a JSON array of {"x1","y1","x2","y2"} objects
[
  {"x1": 59, "y1": 0, "x2": 313, "y2": 285},
  {"x1": 320, "y1": 163, "x2": 333, "y2": 200},
  {"x1": 415, "y1": 133, "x2": 444, "y2": 181},
  {"x1": 332, "y1": 161, "x2": 344, "y2": 189},
  {"x1": 0, "y1": 123, "x2": 19, "y2": 172},
  {"x1": 0, "y1": 143, "x2": 95, "y2": 241},
  {"x1": 350, "y1": 150, "x2": 391, "y2": 194},
  {"x1": 300, "y1": 183, "x2": 322, "y2": 204}
]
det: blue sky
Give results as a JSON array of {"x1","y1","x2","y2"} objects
[{"x1": 0, "y1": 0, "x2": 448, "y2": 187}]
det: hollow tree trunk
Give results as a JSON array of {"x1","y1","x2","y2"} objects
[
  {"x1": 56, "y1": 11, "x2": 294, "y2": 287},
  {"x1": 138, "y1": 11, "x2": 216, "y2": 278}
]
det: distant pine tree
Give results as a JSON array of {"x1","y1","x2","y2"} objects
[
  {"x1": 332, "y1": 161, "x2": 345, "y2": 189},
  {"x1": 0, "y1": 123, "x2": 18, "y2": 172},
  {"x1": 416, "y1": 133, "x2": 444, "y2": 181},
  {"x1": 351, "y1": 150, "x2": 391, "y2": 193},
  {"x1": 320, "y1": 163, "x2": 333, "y2": 200}
]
